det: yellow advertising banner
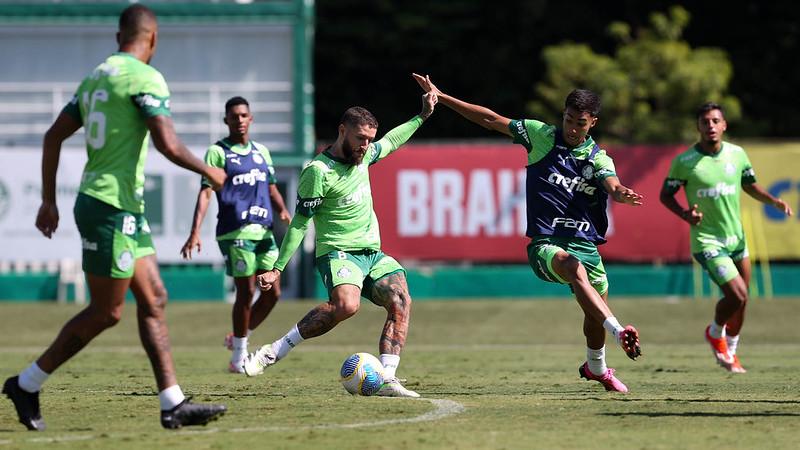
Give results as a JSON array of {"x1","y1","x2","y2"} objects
[{"x1": 738, "y1": 141, "x2": 800, "y2": 260}]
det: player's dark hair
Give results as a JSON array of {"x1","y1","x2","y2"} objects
[
  {"x1": 565, "y1": 89, "x2": 601, "y2": 117},
  {"x1": 225, "y1": 96, "x2": 250, "y2": 115},
  {"x1": 340, "y1": 107, "x2": 378, "y2": 129},
  {"x1": 119, "y1": 4, "x2": 157, "y2": 41},
  {"x1": 696, "y1": 102, "x2": 724, "y2": 120}
]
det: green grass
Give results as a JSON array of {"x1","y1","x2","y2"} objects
[{"x1": 1, "y1": 298, "x2": 800, "y2": 449}]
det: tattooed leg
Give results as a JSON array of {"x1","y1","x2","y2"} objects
[
  {"x1": 130, "y1": 254, "x2": 177, "y2": 391},
  {"x1": 36, "y1": 273, "x2": 131, "y2": 374},
  {"x1": 369, "y1": 272, "x2": 411, "y2": 356},
  {"x1": 296, "y1": 283, "x2": 361, "y2": 339}
]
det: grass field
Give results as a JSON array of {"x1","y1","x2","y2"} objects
[{"x1": 1, "y1": 297, "x2": 799, "y2": 449}]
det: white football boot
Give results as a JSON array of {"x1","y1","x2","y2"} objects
[
  {"x1": 242, "y1": 344, "x2": 277, "y2": 376},
  {"x1": 375, "y1": 377, "x2": 420, "y2": 398}
]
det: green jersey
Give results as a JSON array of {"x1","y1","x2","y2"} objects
[
  {"x1": 663, "y1": 141, "x2": 756, "y2": 253},
  {"x1": 63, "y1": 52, "x2": 172, "y2": 213},
  {"x1": 203, "y1": 138, "x2": 277, "y2": 241},
  {"x1": 514, "y1": 119, "x2": 616, "y2": 176},
  {"x1": 273, "y1": 116, "x2": 424, "y2": 270}
]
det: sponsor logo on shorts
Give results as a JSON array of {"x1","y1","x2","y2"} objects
[
  {"x1": 336, "y1": 267, "x2": 353, "y2": 279},
  {"x1": 82, "y1": 238, "x2": 98, "y2": 251},
  {"x1": 235, "y1": 259, "x2": 248, "y2": 273},
  {"x1": 536, "y1": 260, "x2": 557, "y2": 283},
  {"x1": 116, "y1": 250, "x2": 134, "y2": 271},
  {"x1": 590, "y1": 275, "x2": 607, "y2": 285}
]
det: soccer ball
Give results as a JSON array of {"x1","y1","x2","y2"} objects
[{"x1": 340, "y1": 352, "x2": 385, "y2": 396}]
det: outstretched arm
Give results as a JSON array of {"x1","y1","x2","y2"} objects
[
  {"x1": 742, "y1": 182, "x2": 794, "y2": 217},
  {"x1": 146, "y1": 115, "x2": 227, "y2": 190},
  {"x1": 604, "y1": 176, "x2": 643, "y2": 206},
  {"x1": 413, "y1": 73, "x2": 513, "y2": 136}
]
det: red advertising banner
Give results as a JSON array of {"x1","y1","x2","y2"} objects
[{"x1": 371, "y1": 143, "x2": 692, "y2": 263}]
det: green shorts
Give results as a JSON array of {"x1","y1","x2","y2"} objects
[
  {"x1": 693, "y1": 243, "x2": 749, "y2": 286},
  {"x1": 526, "y1": 235, "x2": 609, "y2": 295},
  {"x1": 217, "y1": 236, "x2": 279, "y2": 277},
  {"x1": 315, "y1": 250, "x2": 404, "y2": 303},
  {"x1": 74, "y1": 193, "x2": 155, "y2": 279}
]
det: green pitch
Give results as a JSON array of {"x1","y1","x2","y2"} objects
[{"x1": 1, "y1": 298, "x2": 799, "y2": 448}]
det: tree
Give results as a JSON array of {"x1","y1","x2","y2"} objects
[{"x1": 528, "y1": 6, "x2": 740, "y2": 143}]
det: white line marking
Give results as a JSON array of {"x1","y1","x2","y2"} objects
[{"x1": 2, "y1": 398, "x2": 466, "y2": 445}]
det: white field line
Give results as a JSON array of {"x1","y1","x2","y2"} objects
[{"x1": 0, "y1": 398, "x2": 466, "y2": 445}]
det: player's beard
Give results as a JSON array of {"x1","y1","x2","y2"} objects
[{"x1": 341, "y1": 140, "x2": 364, "y2": 166}]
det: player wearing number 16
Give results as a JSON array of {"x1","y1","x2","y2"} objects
[{"x1": 3, "y1": 4, "x2": 227, "y2": 432}]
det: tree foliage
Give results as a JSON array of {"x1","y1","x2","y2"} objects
[{"x1": 529, "y1": 6, "x2": 740, "y2": 143}]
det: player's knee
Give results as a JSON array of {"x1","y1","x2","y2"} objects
[
  {"x1": 387, "y1": 289, "x2": 411, "y2": 312},
  {"x1": 336, "y1": 300, "x2": 360, "y2": 319},
  {"x1": 87, "y1": 304, "x2": 123, "y2": 329}
]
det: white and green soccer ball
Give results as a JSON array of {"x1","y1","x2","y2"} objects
[{"x1": 340, "y1": 352, "x2": 384, "y2": 396}]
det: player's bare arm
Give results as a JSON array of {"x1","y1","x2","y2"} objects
[
  {"x1": 36, "y1": 112, "x2": 81, "y2": 238},
  {"x1": 268, "y1": 184, "x2": 292, "y2": 225},
  {"x1": 659, "y1": 187, "x2": 703, "y2": 225},
  {"x1": 146, "y1": 115, "x2": 227, "y2": 190},
  {"x1": 180, "y1": 186, "x2": 213, "y2": 260},
  {"x1": 605, "y1": 177, "x2": 643, "y2": 206},
  {"x1": 419, "y1": 91, "x2": 437, "y2": 121},
  {"x1": 412, "y1": 73, "x2": 512, "y2": 136},
  {"x1": 742, "y1": 183, "x2": 794, "y2": 217},
  {"x1": 257, "y1": 268, "x2": 281, "y2": 291}
]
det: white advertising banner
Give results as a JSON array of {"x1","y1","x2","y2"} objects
[{"x1": 0, "y1": 147, "x2": 219, "y2": 264}]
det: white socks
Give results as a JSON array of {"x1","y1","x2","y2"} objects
[
  {"x1": 18, "y1": 362, "x2": 50, "y2": 393},
  {"x1": 708, "y1": 320, "x2": 725, "y2": 339},
  {"x1": 231, "y1": 336, "x2": 248, "y2": 365},
  {"x1": 602, "y1": 317, "x2": 625, "y2": 342},
  {"x1": 272, "y1": 324, "x2": 305, "y2": 361},
  {"x1": 380, "y1": 354, "x2": 400, "y2": 379},
  {"x1": 586, "y1": 346, "x2": 607, "y2": 376},
  {"x1": 726, "y1": 333, "x2": 739, "y2": 355},
  {"x1": 158, "y1": 385, "x2": 186, "y2": 411}
]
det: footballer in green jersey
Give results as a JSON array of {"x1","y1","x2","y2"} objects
[
  {"x1": 660, "y1": 102, "x2": 794, "y2": 373},
  {"x1": 242, "y1": 93, "x2": 437, "y2": 398},
  {"x1": 23, "y1": 4, "x2": 228, "y2": 431},
  {"x1": 413, "y1": 74, "x2": 642, "y2": 393}
]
